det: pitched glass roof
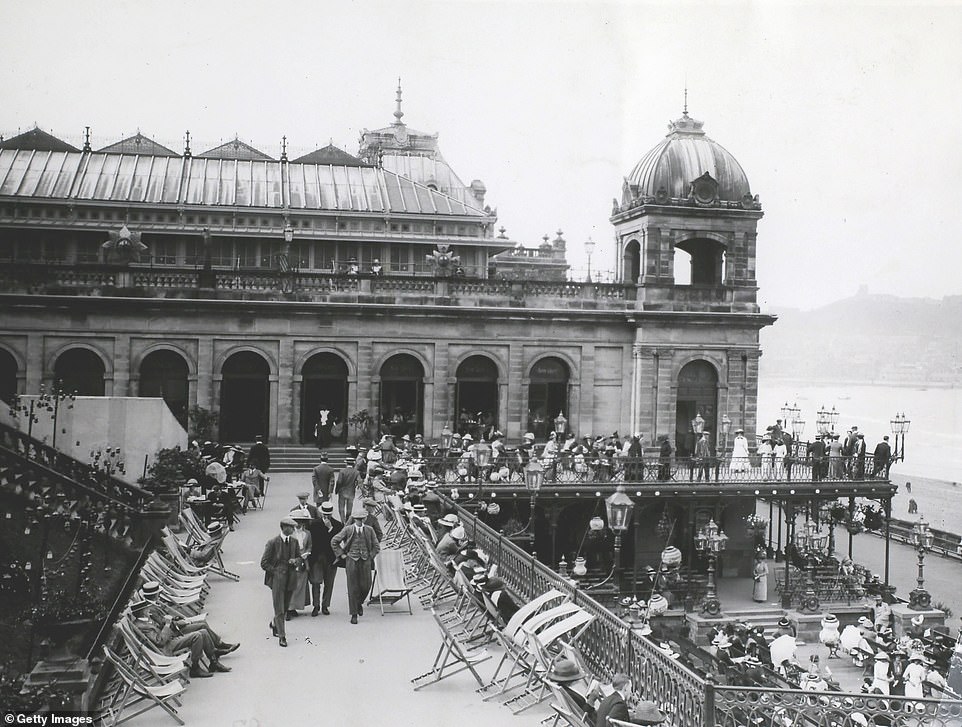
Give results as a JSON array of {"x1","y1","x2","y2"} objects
[{"x1": 0, "y1": 150, "x2": 487, "y2": 216}]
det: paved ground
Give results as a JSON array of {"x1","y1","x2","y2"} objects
[{"x1": 134, "y1": 472, "x2": 552, "y2": 727}]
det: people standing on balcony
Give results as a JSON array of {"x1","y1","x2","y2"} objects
[
  {"x1": 370, "y1": 258, "x2": 383, "y2": 276},
  {"x1": 542, "y1": 431, "x2": 560, "y2": 481},
  {"x1": 757, "y1": 437, "x2": 774, "y2": 478},
  {"x1": 872, "y1": 436, "x2": 892, "y2": 477},
  {"x1": 694, "y1": 430, "x2": 713, "y2": 481},
  {"x1": 730, "y1": 429, "x2": 750, "y2": 473},
  {"x1": 626, "y1": 433, "x2": 644, "y2": 481},
  {"x1": 657, "y1": 435, "x2": 673, "y2": 481},
  {"x1": 828, "y1": 434, "x2": 844, "y2": 478},
  {"x1": 772, "y1": 438, "x2": 787, "y2": 479},
  {"x1": 348, "y1": 257, "x2": 359, "y2": 275},
  {"x1": 854, "y1": 433, "x2": 867, "y2": 479}
]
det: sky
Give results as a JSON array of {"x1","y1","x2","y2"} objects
[{"x1": 2, "y1": 0, "x2": 961, "y2": 310}]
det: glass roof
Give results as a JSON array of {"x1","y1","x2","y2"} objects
[{"x1": 0, "y1": 149, "x2": 486, "y2": 217}]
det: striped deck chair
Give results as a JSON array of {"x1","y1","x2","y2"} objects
[
  {"x1": 411, "y1": 608, "x2": 492, "y2": 691},
  {"x1": 100, "y1": 645, "x2": 187, "y2": 726},
  {"x1": 369, "y1": 548, "x2": 413, "y2": 615}
]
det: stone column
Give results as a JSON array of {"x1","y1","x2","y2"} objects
[
  {"x1": 277, "y1": 338, "x2": 294, "y2": 441},
  {"x1": 110, "y1": 334, "x2": 130, "y2": 397},
  {"x1": 196, "y1": 338, "x2": 214, "y2": 411}
]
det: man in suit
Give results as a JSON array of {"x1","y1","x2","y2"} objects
[
  {"x1": 872, "y1": 435, "x2": 892, "y2": 477},
  {"x1": 595, "y1": 673, "x2": 631, "y2": 727},
  {"x1": 260, "y1": 516, "x2": 301, "y2": 647},
  {"x1": 311, "y1": 454, "x2": 336, "y2": 506},
  {"x1": 292, "y1": 491, "x2": 320, "y2": 520},
  {"x1": 331, "y1": 504, "x2": 380, "y2": 624},
  {"x1": 130, "y1": 600, "x2": 229, "y2": 678},
  {"x1": 361, "y1": 498, "x2": 383, "y2": 541},
  {"x1": 854, "y1": 433, "x2": 867, "y2": 479},
  {"x1": 334, "y1": 460, "x2": 360, "y2": 523},
  {"x1": 247, "y1": 435, "x2": 271, "y2": 473},
  {"x1": 307, "y1": 502, "x2": 342, "y2": 616},
  {"x1": 807, "y1": 435, "x2": 827, "y2": 481},
  {"x1": 694, "y1": 430, "x2": 713, "y2": 481},
  {"x1": 138, "y1": 580, "x2": 238, "y2": 655}
]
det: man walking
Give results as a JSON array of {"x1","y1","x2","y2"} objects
[
  {"x1": 307, "y1": 502, "x2": 342, "y2": 616},
  {"x1": 311, "y1": 454, "x2": 336, "y2": 506},
  {"x1": 331, "y1": 504, "x2": 380, "y2": 624},
  {"x1": 261, "y1": 516, "x2": 301, "y2": 647},
  {"x1": 334, "y1": 459, "x2": 360, "y2": 523}
]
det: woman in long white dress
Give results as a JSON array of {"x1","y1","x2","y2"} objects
[
  {"x1": 730, "y1": 429, "x2": 751, "y2": 473},
  {"x1": 758, "y1": 438, "x2": 775, "y2": 479},
  {"x1": 288, "y1": 509, "x2": 313, "y2": 615},
  {"x1": 772, "y1": 440, "x2": 787, "y2": 480}
]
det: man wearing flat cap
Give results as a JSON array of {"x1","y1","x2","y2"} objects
[
  {"x1": 292, "y1": 491, "x2": 320, "y2": 520},
  {"x1": 261, "y1": 516, "x2": 301, "y2": 647},
  {"x1": 331, "y1": 504, "x2": 380, "y2": 624}
]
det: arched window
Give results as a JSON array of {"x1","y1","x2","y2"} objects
[
  {"x1": 220, "y1": 351, "x2": 270, "y2": 442},
  {"x1": 0, "y1": 349, "x2": 17, "y2": 404},
  {"x1": 380, "y1": 354, "x2": 425, "y2": 438},
  {"x1": 301, "y1": 353, "x2": 349, "y2": 445},
  {"x1": 455, "y1": 355, "x2": 499, "y2": 437},
  {"x1": 675, "y1": 360, "x2": 719, "y2": 457},
  {"x1": 527, "y1": 357, "x2": 569, "y2": 440},
  {"x1": 673, "y1": 238, "x2": 726, "y2": 286},
  {"x1": 623, "y1": 239, "x2": 641, "y2": 284},
  {"x1": 54, "y1": 348, "x2": 105, "y2": 396},
  {"x1": 139, "y1": 350, "x2": 190, "y2": 429}
]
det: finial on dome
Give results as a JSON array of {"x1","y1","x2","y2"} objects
[
  {"x1": 683, "y1": 85, "x2": 688, "y2": 117},
  {"x1": 82, "y1": 126, "x2": 91, "y2": 152},
  {"x1": 393, "y1": 78, "x2": 404, "y2": 125},
  {"x1": 281, "y1": 135, "x2": 288, "y2": 162}
]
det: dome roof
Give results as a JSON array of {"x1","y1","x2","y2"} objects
[{"x1": 626, "y1": 112, "x2": 751, "y2": 203}]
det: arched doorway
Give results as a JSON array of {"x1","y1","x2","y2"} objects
[
  {"x1": 54, "y1": 348, "x2": 105, "y2": 396},
  {"x1": 301, "y1": 353, "x2": 349, "y2": 445},
  {"x1": 455, "y1": 355, "x2": 498, "y2": 437},
  {"x1": 220, "y1": 351, "x2": 270, "y2": 442},
  {"x1": 139, "y1": 350, "x2": 190, "y2": 430},
  {"x1": 0, "y1": 349, "x2": 17, "y2": 404},
  {"x1": 527, "y1": 357, "x2": 569, "y2": 440},
  {"x1": 623, "y1": 239, "x2": 641, "y2": 284},
  {"x1": 675, "y1": 360, "x2": 718, "y2": 457},
  {"x1": 379, "y1": 354, "x2": 424, "y2": 438}
]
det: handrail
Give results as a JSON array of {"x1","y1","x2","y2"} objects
[
  {"x1": 446, "y1": 496, "x2": 711, "y2": 727},
  {"x1": 0, "y1": 423, "x2": 154, "y2": 510}
]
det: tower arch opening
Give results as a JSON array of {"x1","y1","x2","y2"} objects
[{"x1": 673, "y1": 238, "x2": 726, "y2": 286}]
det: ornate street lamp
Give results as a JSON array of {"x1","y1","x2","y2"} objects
[
  {"x1": 829, "y1": 406, "x2": 839, "y2": 433},
  {"x1": 890, "y1": 412, "x2": 911, "y2": 462},
  {"x1": 780, "y1": 401, "x2": 792, "y2": 425},
  {"x1": 605, "y1": 485, "x2": 635, "y2": 592},
  {"x1": 909, "y1": 518, "x2": 934, "y2": 610},
  {"x1": 554, "y1": 411, "x2": 568, "y2": 439},
  {"x1": 795, "y1": 520, "x2": 826, "y2": 613},
  {"x1": 816, "y1": 406, "x2": 830, "y2": 436},
  {"x1": 584, "y1": 237, "x2": 596, "y2": 283},
  {"x1": 474, "y1": 439, "x2": 492, "y2": 502},
  {"x1": 518, "y1": 459, "x2": 544, "y2": 534},
  {"x1": 694, "y1": 518, "x2": 728, "y2": 617},
  {"x1": 440, "y1": 422, "x2": 453, "y2": 451}
]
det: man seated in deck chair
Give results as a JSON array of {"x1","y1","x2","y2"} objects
[
  {"x1": 481, "y1": 576, "x2": 518, "y2": 626},
  {"x1": 130, "y1": 600, "x2": 230, "y2": 679},
  {"x1": 139, "y1": 581, "x2": 239, "y2": 656},
  {"x1": 546, "y1": 658, "x2": 598, "y2": 724},
  {"x1": 187, "y1": 522, "x2": 226, "y2": 565},
  {"x1": 436, "y1": 525, "x2": 466, "y2": 561}
]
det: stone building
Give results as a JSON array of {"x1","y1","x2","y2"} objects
[{"x1": 0, "y1": 96, "x2": 772, "y2": 451}]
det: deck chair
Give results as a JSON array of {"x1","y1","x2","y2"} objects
[
  {"x1": 170, "y1": 519, "x2": 238, "y2": 583},
  {"x1": 546, "y1": 680, "x2": 592, "y2": 727},
  {"x1": 411, "y1": 608, "x2": 492, "y2": 691},
  {"x1": 506, "y1": 609, "x2": 596, "y2": 714},
  {"x1": 116, "y1": 618, "x2": 191, "y2": 685},
  {"x1": 100, "y1": 645, "x2": 187, "y2": 726},
  {"x1": 369, "y1": 548, "x2": 413, "y2": 615}
]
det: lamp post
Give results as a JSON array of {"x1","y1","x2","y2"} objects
[
  {"x1": 790, "y1": 416, "x2": 805, "y2": 462},
  {"x1": 796, "y1": 520, "x2": 827, "y2": 613},
  {"x1": 440, "y1": 422, "x2": 453, "y2": 451},
  {"x1": 584, "y1": 237, "x2": 596, "y2": 283},
  {"x1": 474, "y1": 439, "x2": 492, "y2": 503},
  {"x1": 282, "y1": 224, "x2": 295, "y2": 292},
  {"x1": 520, "y1": 459, "x2": 544, "y2": 534},
  {"x1": 890, "y1": 412, "x2": 911, "y2": 462},
  {"x1": 554, "y1": 411, "x2": 568, "y2": 439},
  {"x1": 694, "y1": 518, "x2": 728, "y2": 617},
  {"x1": 829, "y1": 406, "x2": 839, "y2": 433},
  {"x1": 909, "y1": 518, "x2": 934, "y2": 610},
  {"x1": 816, "y1": 406, "x2": 830, "y2": 436},
  {"x1": 605, "y1": 485, "x2": 635, "y2": 593}
]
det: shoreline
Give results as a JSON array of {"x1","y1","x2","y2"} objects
[{"x1": 760, "y1": 377, "x2": 960, "y2": 390}]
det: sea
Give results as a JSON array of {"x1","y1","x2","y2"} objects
[{"x1": 759, "y1": 379, "x2": 962, "y2": 533}]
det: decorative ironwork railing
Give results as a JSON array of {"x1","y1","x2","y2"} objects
[
  {"x1": 713, "y1": 685, "x2": 962, "y2": 727},
  {"x1": 451, "y1": 499, "x2": 711, "y2": 727},
  {"x1": 416, "y1": 453, "x2": 889, "y2": 486}
]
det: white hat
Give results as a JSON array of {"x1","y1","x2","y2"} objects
[
  {"x1": 523, "y1": 432, "x2": 535, "y2": 440},
  {"x1": 462, "y1": 433, "x2": 474, "y2": 441},
  {"x1": 438, "y1": 514, "x2": 459, "y2": 528},
  {"x1": 451, "y1": 525, "x2": 466, "y2": 540}
]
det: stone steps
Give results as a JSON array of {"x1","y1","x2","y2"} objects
[{"x1": 269, "y1": 445, "x2": 348, "y2": 473}]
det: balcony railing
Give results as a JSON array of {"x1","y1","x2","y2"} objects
[
  {"x1": 0, "y1": 262, "x2": 636, "y2": 309},
  {"x1": 415, "y1": 453, "x2": 893, "y2": 489},
  {"x1": 446, "y1": 498, "x2": 962, "y2": 727}
]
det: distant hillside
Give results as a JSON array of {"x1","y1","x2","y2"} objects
[{"x1": 759, "y1": 292, "x2": 962, "y2": 386}]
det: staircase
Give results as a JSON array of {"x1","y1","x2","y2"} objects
[
  {"x1": 721, "y1": 606, "x2": 787, "y2": 636},
  {"x1": 268, "y1": 444, "x2": 350, "y2": 473}
]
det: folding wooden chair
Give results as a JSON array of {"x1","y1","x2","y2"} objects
[
  {"x1": 369, "y1": 548, "x2": 413, "y2": 615},
  {"x1": 100, "y1": 645, "x2": 187, "y2": 726},
  {"x1": 546, "y1": 680, "x2": 592, "y2": 727},
  {"x1": 411, "y1": 608, "x2": 492, "y2": 691}
]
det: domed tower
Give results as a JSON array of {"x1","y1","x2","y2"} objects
[
  {"x1": 612, "y1": 108, "x2": 762, "y2": 313},
  {"x1": 615, "y1": 107, "x2": 774, "y2": 463}
]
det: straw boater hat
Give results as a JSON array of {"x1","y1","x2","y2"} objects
[
  {"x1": 141, "y1": 581, "x2": 161, "y2": 599},
  {"x1": 320, "y1": 502, "x2": 335, "y2": 515},
  {"x1": 438, "y1": 514, "x2": 459, "y2": 528},
  {"x1": 130, "y1": 600, "x2": 151, "y2": 616},
  {"x1": 206, "y1": 522, "x2": 223, "y2": 535},
  {"x1": 857, "y1": 616, "x2": 874, "y2": 628},
  {"x1": 712, "y1": 632, "x2": 733, "y2": 649},
  {"x1": 546, "y1": 658, "x2": 584, "y2": 682},
  {"x1": 630, "y1": 701, "x2": 667, "y2": 725},
  {"x1": 777, "y1": 617, "x2": 792, "y2": 630}
]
